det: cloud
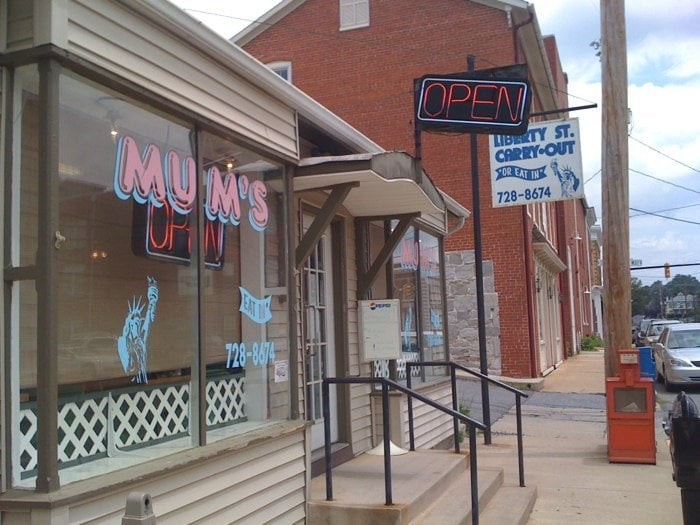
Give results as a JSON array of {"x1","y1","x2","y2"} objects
[
  {"x1": 534, "y1": 0, "x2": 700, "y2": 283},
  {"x1": 625, "y1": 0, "x2": 700, "y2": 43},
  {"x1": 628, "y1": 35, "x2": 700, "y2": 84}
]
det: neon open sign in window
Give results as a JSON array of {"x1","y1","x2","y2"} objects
[
  {"x1": 132, "y1": 200, "x2": 225, "y2": 268},
  {"x1": 415, "y1": 65, "x2": 531, "y2": 135}
]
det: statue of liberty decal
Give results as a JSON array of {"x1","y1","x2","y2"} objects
[
  {"x1": 550, "y1": 160, "x2": 580, "y2": 199},
  {"x1": 117, "y1": 277, "x2": 159, "y2": 383}
]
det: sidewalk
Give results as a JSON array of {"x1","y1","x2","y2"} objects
[{"x1": 477, "y1": 350, "x2": 684, "y2": 524}]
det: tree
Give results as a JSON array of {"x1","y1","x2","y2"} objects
[
  {"x1": 630, "y1": 277, "x2": 649, "y2": 316},
  {"x1": 645, "y1": 280, "x2": 664, "y2": 318},
  {"x1": 629, "y1": 274, "x2": 700, "y2": 322},
  {"x1": 665, "y1": 274, "x2": 700, "y2": 298}
]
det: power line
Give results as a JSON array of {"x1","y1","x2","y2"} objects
[
  {"x1": 632, "y1": 262, "x2": 700, "y2": 270},
  {"x1": 629, "y1": 167, "x2": 700, "y2": 195},
  {"x1": 585, "y1": 169, "x2": 601, "y2": 184},
  {"x1": 182, "y1": 7, "x2": 596, "y2": 108},
  {"x1": 630, "y1": 202, "x2": 700, "y2": 218},
  {"x1": 629, "y1": 135, "x2": 700, "y2": 174},
  {"x1": 629, "y1": 207, "x2": 700, "y2": 226}
]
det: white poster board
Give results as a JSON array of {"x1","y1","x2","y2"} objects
[
  {"x1": 359, "y1": 300, "x2": 401, "y2": 361},
  {"x1": 489, "y1": 117, "x2": 584, "y2": 207}
]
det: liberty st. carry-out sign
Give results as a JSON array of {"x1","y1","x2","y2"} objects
[
  {"x1": 415, "y1": 64, "x2": 531, "y2": 135},
  {"x1": 489, "y1": 118, "x2": 584, "y2": 207}
]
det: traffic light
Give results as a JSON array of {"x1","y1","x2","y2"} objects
[{"x1": 665, "y1": 262, "x2": 671, "y2": 279}]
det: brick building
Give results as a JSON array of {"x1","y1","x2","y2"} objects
[{"x1": 237, "y1": 0, "x2": 597, "y2": 377}]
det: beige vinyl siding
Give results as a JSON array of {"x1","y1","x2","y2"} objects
[
  {"x1": 417, "y1": 213, "x2": 447, "y2": 235},
  {"x1": 65, "y1": 0, "x2": 298, "y2": 160},
  {"x1": 268, "y1": 295, "x2": 292, "y2": 419},
  {"x1": 372, "y1": 380, "x2": 453, "y2": 450},
  {"x1": 405, "y1": 382, "x2": 454, "y2": 449},
  {"x1": 344, "y1": 218, "x2": 374, "y2": 454},
  {"x1": 2, "y1": 1, "x2": 299, "y2": 160},
  {"x1": 349, "y1": 386, "x2": 373, "y2": 449},
  {"x1": 0, "y1": 426, "x2": 307, "y2": 524},
  {"x1": 5, "y1": 0, "x2": 34, "y2": 51}
]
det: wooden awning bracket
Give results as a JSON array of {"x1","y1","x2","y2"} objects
[
  {"x1": 357, "y1": 213, "x2": 418, "y2": 299},
  {"x1": 295, "y1": 182, "x2": 359, "y2": 268}
]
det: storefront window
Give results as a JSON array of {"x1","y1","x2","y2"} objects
[
  {"x1": 418, "y1": 230, "x2": 447, "y2": 380},
  {"x1": 11, "y1": 65, "x2": 41, "y2": 485},
  {"x1": 10, "y1": 69, "x2": 289, "y2": 487},
  {"x1": 199, "y1": 132, "x2": 289, "y2": 440},
  {"x1": 52, "y1": 74, "x2": 198, "y2": 483},
  {"x1": 15, "y1": 67, "x2": 40, "y2": 268},
  {"x1": 393, "y1": 226, "x2": 419, "y2": 356},
  {"x1": 366, "y1": 220, "x2": 448, "y2": 382},
  {"x1": 390, "y1": 224, "x2": 447, "y2": 383}
]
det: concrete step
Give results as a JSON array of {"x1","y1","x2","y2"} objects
[
  {"x1": 480, "y1": 484, "x2": 537, "y2": 525},
  {"x1": 308, "y1": 449, "x2": 469, "y2": 524},
  {"x1": 411, "y1": 466, "x2": 503, "y2": 525},
  {"x1": 308, "y1": 448, "x2": 535, "y2": 525}
]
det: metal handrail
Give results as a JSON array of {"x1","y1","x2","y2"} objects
[
  {"x1": 322, "y1": 376, "x2": 486, "y2": 524},
  {"x1": 406, "y1": 361, "x2": 529, "y2": 487}
]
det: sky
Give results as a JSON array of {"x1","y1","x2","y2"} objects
[{"x1": 169, "y1": 0, "x2": 700, "y2": 285}]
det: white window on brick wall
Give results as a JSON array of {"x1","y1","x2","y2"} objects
[
  {"x1": 267, "y1": 61, "x2": 292, "y2": 83},
  {"x1": 340, "y1": 0, "x2": 369, "y2": 30}
]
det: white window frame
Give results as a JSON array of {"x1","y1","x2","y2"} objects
[
  {"x1": 267, "y1": 61, "x2": 292, "y2": 83},
  {"x1": 340, "y1": 0, "x2": 369, "y2": 31}
]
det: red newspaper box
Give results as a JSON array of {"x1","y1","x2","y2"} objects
[{"x1": 606, "y1": 348, "x2": 656, "y2": 464}]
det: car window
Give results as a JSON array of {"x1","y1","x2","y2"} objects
[
  {"x1": 689, "y1": 332, "x2": 700, "y2": 348},
  {"x1": 651, "y1": 321, "x2": 680, "y2": 334},
  {"x1": 651, "y1": 324, "x2": 666, "y2": 335},
  {"x1": 640, "y1": 320, "x2": 652, "y2": 332},
  {"x1": 667, "y1": 332, "x2": 681, "y2": 349},
  {"x1": 673, "y1": 330, "x2": 700, "y2": 349}
]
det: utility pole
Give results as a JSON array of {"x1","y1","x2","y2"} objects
[{"x1": 601, "y1": 0, "x2": 629, "y2": 377}]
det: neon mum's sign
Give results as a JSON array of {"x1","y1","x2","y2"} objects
[
  {"x1": 114, "y1": 135, "x2": 269, "y2": 230},
  {"x1": 398, "y1": 239, "x2": 438, "y2": 275}
]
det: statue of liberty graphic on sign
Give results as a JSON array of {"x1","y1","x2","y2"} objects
[
  {"x1": 550, "y1": 160, "x2": 580, "y2": 199},
  {"x1": 117, "y1": 277, "x2": 159, "y2": 384}
]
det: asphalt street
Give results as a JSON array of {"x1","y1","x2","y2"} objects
[
  {"x1": 458, "y1": 374, "x2": 700, "y2": 432},
  {"x1": 656, "y1": 380, "x2": 700, "y2": 426}
]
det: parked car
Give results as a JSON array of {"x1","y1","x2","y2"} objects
[
  {"x1": 635, "y1": 318, "x2": 659, "y2": 346},
  {"x1": 653, "y1": 323, "x2": 700, "y2": 388},
  {"x1": 639, "y1": 319, "x2": 681, "y2": 347}
]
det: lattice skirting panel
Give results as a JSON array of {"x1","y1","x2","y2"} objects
[
  {"x1": 110, "y1": 384, "x2": 190, "y2": 451},
  {"x1": 19, "y1": 374, "x2": 245, "y2": 477},
  {"x1": 373, "y1": 352, "x2": 422, "y2": 381},
  {"x1": 206, "y1": 375, "x2": 246, "y2": 427}
]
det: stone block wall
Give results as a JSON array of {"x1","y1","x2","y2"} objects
[{"x1": 445, "y1": 250, "x2": 501, "y2": 374}]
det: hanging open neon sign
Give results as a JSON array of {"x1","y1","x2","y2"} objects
[
  {"x1": 114, "y1": 135, "x2": 269, "y2": 266},
  {"x1": 415, "y1": 64, "x2": 531, "y2": 135}
]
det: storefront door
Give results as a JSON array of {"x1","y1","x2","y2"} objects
[
  {"x1": 537, "y1": 267, "x2": 563, "y2": 373},
  {"x1": 302, "y1": 215, "x2": 338, "y2": 450}
]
